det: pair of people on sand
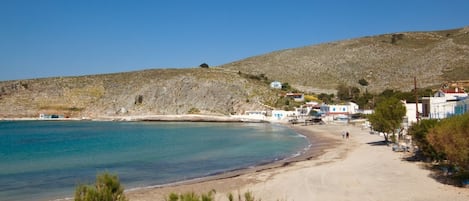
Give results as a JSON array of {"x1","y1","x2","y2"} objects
[{"x1": 342, "y1": 131, "x2": 350, "y2": 139}]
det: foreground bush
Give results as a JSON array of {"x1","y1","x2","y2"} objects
[
  {"x1": 75, "y1": 172, "x2": 128, "y2": 201},
  {"x1": 167, "y1": 190, "x2": 262, "y2": 201},
  {"x1": 427, "y1": 113, "x2": 469, "y2": 173},
  {"x1": 167, "y1": 190, "x2": 216, "y2": 201},
  {"x1": 408, "y1": 119, "x2": 442, "y2": 161}
]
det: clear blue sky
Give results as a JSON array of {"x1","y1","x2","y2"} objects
[{"x1": 1, "y1": 0, "x2": 468, "y2": 81}]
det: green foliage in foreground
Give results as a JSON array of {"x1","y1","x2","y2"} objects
[
  {"x1": 167, "y1": 190, "x2": 264, "y2": 201},
  {"x1": 427, "y1": 113, "x2": 469, "y2": 173},
  {"x1": 167, "y1": 190, "x2": 216, "y2": 201},
  {"x1": 75, "y1": 172, "x2": 128, "y2": 201},
  {"x1": 408, "y1": 119, "x2": 443, "y2": 161}
]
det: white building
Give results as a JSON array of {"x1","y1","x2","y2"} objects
[
  {"x1": 320, "y1": 102, "x2": 359, "y2": 115},
  {"x1": 403, "y1": 101, "x2": 422, "y2": 127},
  {"x1": 421, "y1": 88, "x2": 469, "y2": 119},
  {"x1": 270, "y1": 81, "x2": 282, "y2": 89},
  {"x1": 271, "y1": 110, "x2": 297, "y2": 121}
]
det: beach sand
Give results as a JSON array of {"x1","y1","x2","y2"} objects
[{"x1": 126, "y1": 123, "x2": 469, "y2": 201}]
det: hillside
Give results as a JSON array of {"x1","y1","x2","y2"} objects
[
  {"x1": 1, "y1": 27, "x2": 468, "y2": 118},
  {"x1": 222, "y1": 27, "x2": 469, "y2": 93},
  {"x1": 0, "y1": 68, "x2": 278, "y2": 118}
]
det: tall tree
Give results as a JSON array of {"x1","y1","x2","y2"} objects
[{"x1": 368, "y1": 97, "x2": 406, "y2": 142}]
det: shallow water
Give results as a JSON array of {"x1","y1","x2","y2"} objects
[{"x1": 0, "y1": 121, "x2": 309, "y2": 201}]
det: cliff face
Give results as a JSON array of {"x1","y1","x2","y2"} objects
[
  {"x1": 222, "y1": 27, "x2": 469, "y2": 93},
  {"x1": 0, "y1": 68, "x2": 278, "y2": 118}
]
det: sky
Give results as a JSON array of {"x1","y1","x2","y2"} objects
[{"x1": 1, "y1": 0, "x2": 468, "y2": 81}]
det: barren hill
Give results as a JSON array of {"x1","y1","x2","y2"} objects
[
  {"x1": 222, "y1": 27, "x2": 469, "y2": 93},
  {"x1": 1, "y1": 27, "x2": 468, "y2": 118},
  {"x1": 0, "y1": 68, "x2": 278, "y2": 118}
]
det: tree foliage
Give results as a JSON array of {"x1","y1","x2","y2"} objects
[
  {"x1": 368, "y1": 97, "x2": 406, "y2": 142},
  {"x1": 199, "y1": 63, "x2": 209, "y2": 68},
  {"x1": 407, "y1": 119, "x2": 442, "y2": 161},
  {"x1": 75, "y1": 172, "x2": 128, "y2": 201},
  {"x1": 317, "y1": 93, "x2": 334, "y2": 104},
  {"x1": 358, "y1": 78, "x2": 369, "y2": 87},
  {"x1": 427, "y1": 113, "x2": 469, "y2": 172}
]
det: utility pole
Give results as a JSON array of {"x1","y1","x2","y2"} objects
[{"x1": 414, "y1": 77, "x2": 419, "y2": 123}]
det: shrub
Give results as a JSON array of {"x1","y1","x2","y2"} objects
[
  {"x1": 188, "y1": 107, "x2": 200, "y2": 114},
  {"x1": 407, "y1": 119, "x2": 442, "y2": 161},
  {"x1": 166, "y1": 190, "x2": 215, "y2": 201},
  {"x1": 74, "y1": 172, "x2": 128, "y2": 201},
  {"x1": 427, "y1": 113, "x2": 469, "y2": 172}
]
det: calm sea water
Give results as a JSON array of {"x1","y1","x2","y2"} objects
[{"x1": 0, "y1": 121, "x2": 309, "y2": 201}]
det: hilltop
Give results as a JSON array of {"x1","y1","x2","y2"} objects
[
  {"x1": 1, "y1": 26, "x2": 469, "y2": 118},
  {"x1": 222, "y1": 26, "x2": 469, "y2": 93}
]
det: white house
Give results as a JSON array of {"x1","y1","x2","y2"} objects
[
  {"x1": 421, "y1": 87, "x2": 469, "y2": 119},
  {"x1": 403, "y1": 101, "x2": 422, "y2": 127},
  {"x1": 242, "y1": 111, "x2": 268, "y2": 121},
  {"x1": 321, "y1": 102, "x2": 359, "y2": 115},
  {"x1": 319, "y1": 102, "x2": 359, "y2": 121},
  {"x1": 434, "y1": 87, "x2": 467, "y2": 101},
  {"x1": 271, "y1": 110, "x2": 297, "y2": 121},
  {"x1": 270, "y1": 81, "x2": 282, "y2": 89}
]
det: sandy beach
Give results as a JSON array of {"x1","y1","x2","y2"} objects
[{"x1": 126, "y1": 123, "x2": 469, "y2": 201}]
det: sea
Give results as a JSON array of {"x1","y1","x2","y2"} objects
[{"x1": 0, "y1": 121, "x2": 310, "y2": 201}]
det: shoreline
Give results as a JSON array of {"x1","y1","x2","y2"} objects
[
  {"x1": 0, "y1": 114, "x2": 273, "y2": 123},
  {"x1": 126, "y1": 123, "x2": 343, "y2": 201},
  {"x1": 127, "y1": 123, "x2": 469, "y2": 201},
  {"x1": 36, "y1": 118, "x2": 331, "y2": 201}
]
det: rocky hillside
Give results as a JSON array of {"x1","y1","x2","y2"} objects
[
  {"x1": 222, "y1": 27, "x2": 469, "y2": 93},
  {"x1": 1, "y1": 27, "x2": 468, "y2": 118},
  {"x1": 0, "y1": 68, "x2": 278, "y2": 118}
]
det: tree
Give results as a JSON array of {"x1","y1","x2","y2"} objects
[
  {"x1": 427, "y1": 113, "x2": 469, "y2": 172},
  {"x1": 367, "y1": 97, "x2": 406, "y2": 143},
  {"x1": 199, "y1": 63, "x2": 209, "y2": 68},
  {"x1": 318, "y1": 93, "x2": 334, "y2": 104},
  {"x1": 358, "y1": 78, "x2": 369, "y2": 87},
  {"x1": 75, "y1": 172, "x2": 128, "y2": 201},
  {"x1": 336, "y1": 84, "x2": 360, "y2": 101},
  {"x1": 336, "y1": 84, "x2": 350, "y2": 100}
]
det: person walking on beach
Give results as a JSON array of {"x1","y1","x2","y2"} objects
[
  {"x1": 342, "y1": 131, "x2": 345, "y2": 139},
  {"x1": 346, "y1": 131, "x2": 349, "y2": 139}
]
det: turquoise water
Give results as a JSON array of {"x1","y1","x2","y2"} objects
[{"x1": 0, "y1": 121, "x2": 309, "y2": 201}]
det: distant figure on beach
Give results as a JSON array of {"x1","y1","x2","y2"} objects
[
  {"x1": 346, "y1": 131, "x2": 349, "y2": 139},
  {"x1": 342, "y1": 131, "x2": 345, "y2": 139}
]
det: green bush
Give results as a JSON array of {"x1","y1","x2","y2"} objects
[
  {"x1": 427, "y1": 113, "x2": 469, "y2": 173},
  {"x1": 408, "y1": 119, "x2": 442, "y2": 161},
  {"x1": 167, "y1": 190, "x2": 215, "y2": 201},
  {"x1": 74, "y1": 172, "x2": 128, "y2": 201},
  {"x1": 188, "y1": 107, "x2": 200, "y2": 114}
]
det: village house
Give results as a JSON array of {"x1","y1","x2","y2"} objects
[
  {"x1": 402, "y1": 100, "x2": 422, "y2": 127},
  {"x1": 320, "y1": 102, "x2": 359, "y2": 121},
  {"x1": 270, "y1": 81, "x2": 282, "y2": 89},
  {"x1": 421, "y1": 87, "x2": 469, "y2": 119}
]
